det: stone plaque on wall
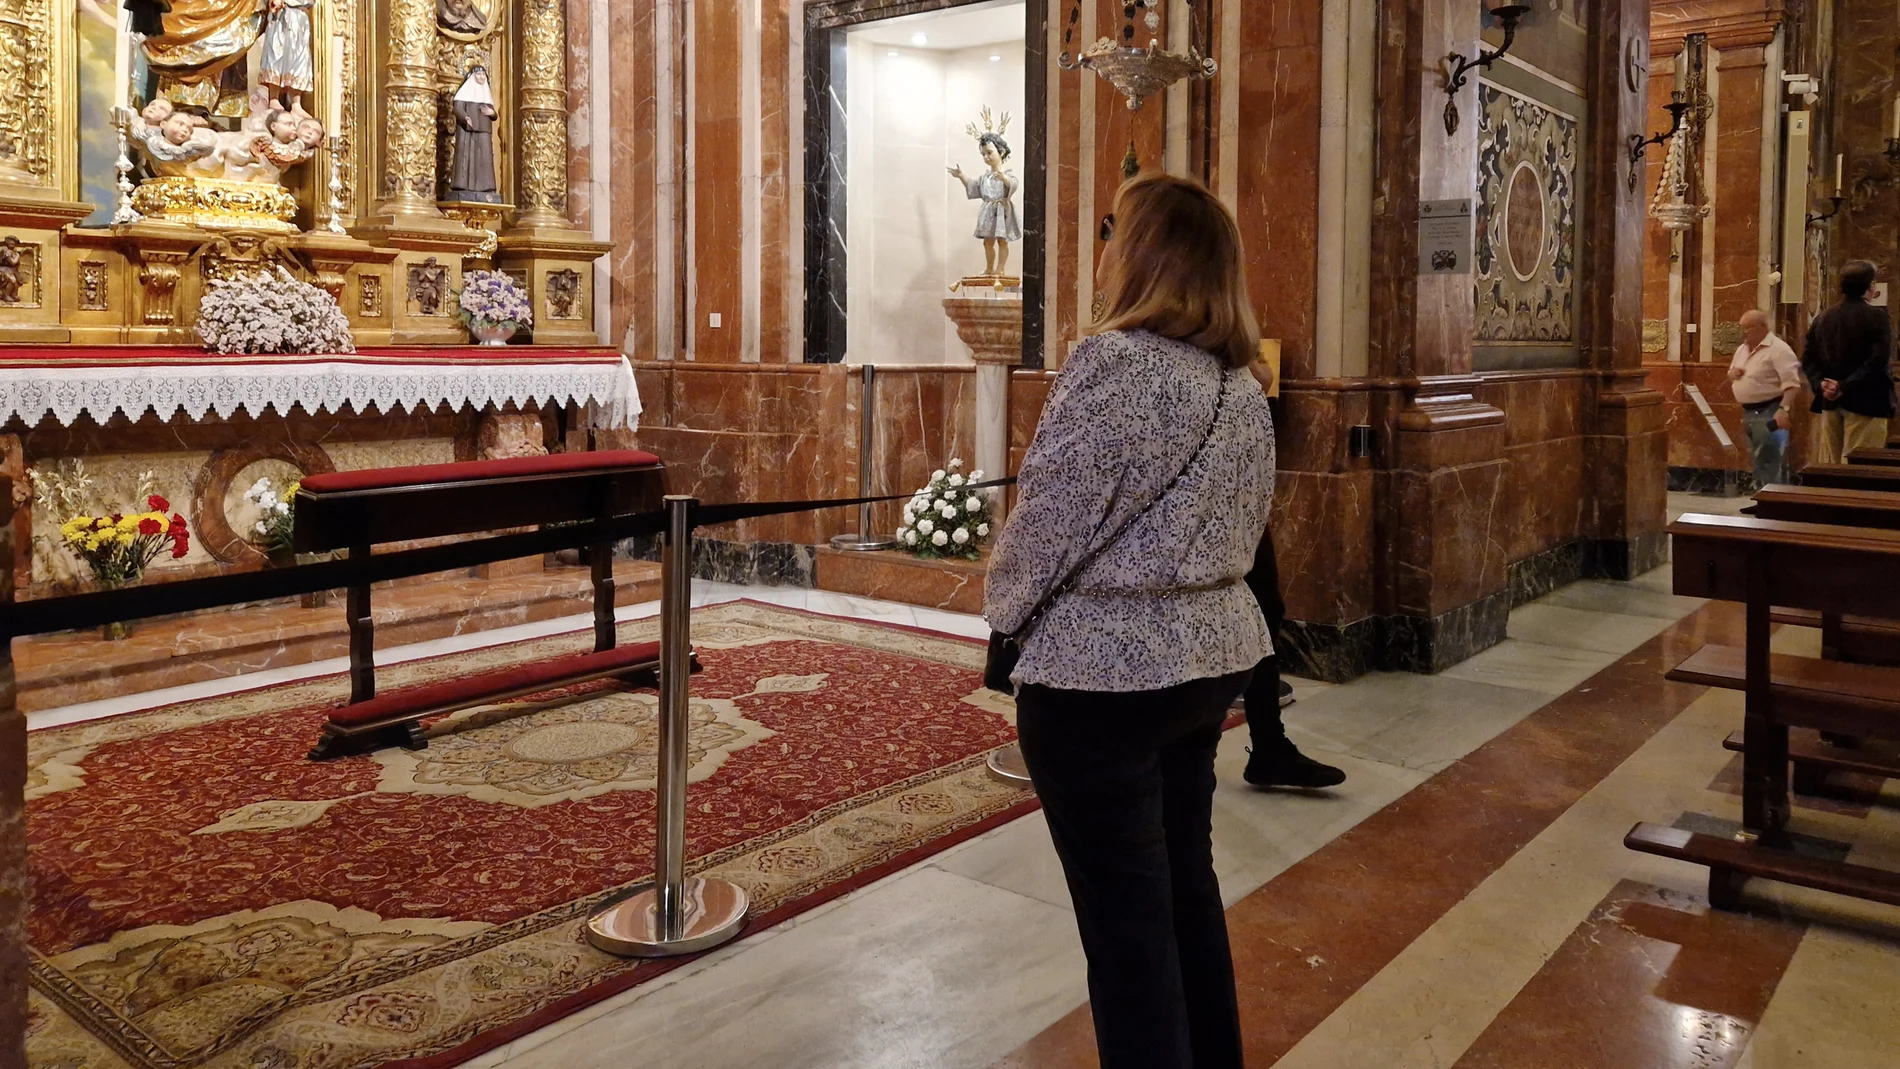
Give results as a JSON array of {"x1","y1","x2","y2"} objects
[
  {"x1": 1474, "y1": 83, "x2": 1577, "y2": 344},
  {"x1": 1418, "y1": 200, "x2": 1472, "y2": 274}
]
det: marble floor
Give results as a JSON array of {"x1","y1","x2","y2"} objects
[{"x1": 29, "y1": 492, "x2": 1900, "y2": 1068}]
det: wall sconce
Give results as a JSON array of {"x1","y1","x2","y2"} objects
[
  {"x1": 1628, "y1": 92, "x2": 1693, "y2": 194},
  {"x1": 1807, "y1": 195, "x2": 1845, "y2": 228},
  {"x1": 1442, "y1": 4, "x2": 1530, "y2": 135}
]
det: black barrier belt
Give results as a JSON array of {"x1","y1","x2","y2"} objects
[
  {"x1": 0, "y1": 477, "x2": 1018, "y2": 639},
  {"x1": 692, "y1": 476, "x2": 1016, "y2": 527}
]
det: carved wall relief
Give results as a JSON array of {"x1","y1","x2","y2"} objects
[
  {"x1": 407, "y1": 256, "x2": 449, "y2": 315},
  {"x1": 359, "y1": 274, "x2": 384, "y2": 317},
  {"x1": 546, "y1": 268, "x2": 580, "y2": 319},
  {"x1": 78, "y1": 260, "x2": 108, "y2": 311},
  {"x1": 0, "y1": 235, "x2": 38, "y2": 307}
]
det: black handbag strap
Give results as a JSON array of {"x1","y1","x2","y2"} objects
[{"x1": 1008, "y1": 361, "x2": 1231, "y2": 641}]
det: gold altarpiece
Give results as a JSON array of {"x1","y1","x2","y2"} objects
[{"x1": 0, "y1": 0, "x2": 608, "y2": 346}]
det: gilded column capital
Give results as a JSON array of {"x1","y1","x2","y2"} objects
[{"x1": 515, "y1": 0, "x2": 569, "y2": 226}]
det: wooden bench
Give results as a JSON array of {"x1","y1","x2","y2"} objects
[
  {"x1": 294, "y1": 450, "x2": 673, "y2": 759},
  {"x1": 1747, "y1": 485, "x2": 1900, "y2": 664},
  {"x1": 1795, "y1": 463, "x2": 1900, "y2": 492},
  {"x1": 1626, "y1": 513, "x2": 1900, "y2": 908},
  {"x1": 1845, "y1": 447, "x2": 1900, "y2": 467}
]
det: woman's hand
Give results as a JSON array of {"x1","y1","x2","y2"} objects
[{"x1": 1246, "y1": 360, "x2": 1275, "y2": 395}]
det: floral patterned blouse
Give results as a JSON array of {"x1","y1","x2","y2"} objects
[{"x1": 984, "y1": 329, "x2": 1276, "y2": 692}]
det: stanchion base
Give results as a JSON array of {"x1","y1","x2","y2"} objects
[
  {"x1": 987, "y1": 742, "x2": 1034, "y2": 787},
  {"x1": 585, "y1": 878, "x2": 750, "y2": 958},
  {"x1": 829, "y1": 534, "x2": 899, "y2": 552}
]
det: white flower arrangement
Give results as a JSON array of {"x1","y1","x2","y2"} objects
[
  {"x1": 243, "y1": 475, "x2": 298, "y2": 556},
  {"x1": 195, "y1": 267, "x2": 355, "y2": 355},
  {"x1": 457, "y1": 270, "x2": 534, "y2": 330},
  {"x1": 893, "y1": 458, "x2": 995, "y2": 562}
]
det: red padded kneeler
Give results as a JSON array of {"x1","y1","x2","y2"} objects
[{"x1": 325, "y1": 641, "x2": 663, "y2": 728}]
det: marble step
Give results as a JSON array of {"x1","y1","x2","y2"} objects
[{"x1": 17, "y1": 560, "x2": 663, "y2": 713}]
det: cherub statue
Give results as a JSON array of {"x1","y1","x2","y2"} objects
[
  {"x1": 120, "y1": 98, "x2": 219, "y2": 176},
  {"x1": 946, "y1": 108, "x2": 1023, "y2": 278},
  {"x1": 258, "y1": 0, "x2": 317, "y2": 118}
]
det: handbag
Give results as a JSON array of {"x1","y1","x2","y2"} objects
[{"x1": 984, "y1": 364, "x2": 1232, "y2": 695}]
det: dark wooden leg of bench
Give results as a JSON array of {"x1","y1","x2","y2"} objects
[
  {"x1": 1708, "y1": 864, "x2": 1745, "y2": 911},
  {"x1": 348, "y1": 542, "x2": 375, "y2": 703},
  {"x1": 592, "y1": 539, "x2": 614, "y2": 653},
  {"x1": 1742, "y1": 553, "x2": 1792, "y2": 847},
  {"x1": 1821, "y1": 610, "x2": 1843, "y2": 660}
]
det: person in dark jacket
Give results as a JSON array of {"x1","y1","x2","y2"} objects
[{"x1": 1803, "y1": 260, "x2": 1896, "y2": 463}]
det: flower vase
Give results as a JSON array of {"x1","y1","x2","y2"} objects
[
  {"x1": 471, "y1": 322, "x2": 515, "y2": 347},
  {"x1": 97, "y1": 577, "x2": 134, "y2": 641}
]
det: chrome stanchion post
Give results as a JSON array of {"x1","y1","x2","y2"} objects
[
  {"x1": 830, "y1": 364, "x2": 897, "y2": 551},
  {"x1": 586, "y1": 496, "x2": 750, "y2": 957}
]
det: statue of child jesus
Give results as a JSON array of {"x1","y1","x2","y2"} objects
[
  {"x1": 259, "y1": 0, "x2": 317, "y2": 117},
  {"x1": 946, "y1": 109, "x2": 1022, "y2": 278}
]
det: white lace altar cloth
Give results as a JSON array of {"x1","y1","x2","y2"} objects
[{"x1": 0, "y1": 351, "x2": 642, "y2": 429}]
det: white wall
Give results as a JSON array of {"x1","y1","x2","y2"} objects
[{"x1": 844, "y1": 31, "x2": 1025, "y2": 364}]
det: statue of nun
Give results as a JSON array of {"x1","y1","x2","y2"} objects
[{"x1": 448, "y1": 66, "x2": 500, "y2": 203}]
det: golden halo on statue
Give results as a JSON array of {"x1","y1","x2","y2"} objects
[{"x1": 436, "y1": 0, "x2": 505, "y2": 44}]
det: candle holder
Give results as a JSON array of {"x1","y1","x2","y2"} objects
[
  {"x1": 1442, "y1": 4, "x2": 1530, "y2": 136},
  {"x1": 1806, "y1": 195, "x2": 1845, "y2": 228},
  {"x1": 1629, "y1": 92, "x2": 1693, "y2": 195},
  {"x1": 110, "y1": 117, "x2": 142, "y2": 226}
]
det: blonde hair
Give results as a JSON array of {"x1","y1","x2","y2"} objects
[{"x1": 1091, "y1": 172, "x2": 1260, "y2": 370}]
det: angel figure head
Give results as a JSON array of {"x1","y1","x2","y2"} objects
[
  {"x1": 139, "y1": 98, "x2": 174, "y2": 126},
  {"x1": 295, "y1": 116, "x2": 327, "y2": 150},
  {"x1": 266, "y1": 109, "x2": 300, "y2": 144}
]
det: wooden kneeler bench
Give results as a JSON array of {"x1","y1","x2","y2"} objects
[
  {"x1": 1629, "y1": 513, "x2": 1900, "y2": 910},
  {"x1": 294, "y1": 450, "x2": 675, "y2": 760}
]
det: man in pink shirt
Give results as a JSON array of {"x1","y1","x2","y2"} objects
[{"x1": 1727, "y1": 309, "x2": 1802, "y2": 487}]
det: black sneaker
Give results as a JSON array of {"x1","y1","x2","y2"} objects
[
  {"x1": 1277, "y1": 679, "x2": 1295, "y2": 708},
  {"x1": 1243, "y1": 741, "x2": 1346, "y2": 789}
]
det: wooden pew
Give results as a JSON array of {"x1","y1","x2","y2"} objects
[
  {"x1": 1796, "y1": 464, "x2": 1900, "y2": 492},
  {"x1": 1845, "y1": 447, "x2": 1900, "y2": 467},
  {"x1": 294, "y1": 450, "x2": 674, "y2": 759},
  {"x1": 1748, "y1": 485, "x2": 1900, "y2": 664},
  {"x1": 1626, "y1": 513, "x2": 1900, "y2": 908}
]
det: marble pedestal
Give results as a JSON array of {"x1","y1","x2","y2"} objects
[{"x1": 943, "y1": 289, "x2": 1023, "y2": 501}]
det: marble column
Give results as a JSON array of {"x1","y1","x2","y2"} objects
[
  {"x1": 1583, "y1": 0, "x2": 1669, "y2": 575},
  {"x1": 944, "y1": 292, "x2": 1025, "y2": 499}
]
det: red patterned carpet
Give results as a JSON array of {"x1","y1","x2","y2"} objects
[{"x1": 24, "y1": 602, "x2": 1032, "y2": 1069}]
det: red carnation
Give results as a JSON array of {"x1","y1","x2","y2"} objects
[
  {"x1": 171, "y1": 531, "x2": 190, "y2": 558},
  {"x1": 147, "y1": 494, "x2": 170, "y2": 512},
  {"x1": 168, "y1": 513, "x2": 188, "y2": 535},
  {"x1": 138, "y1": 517, "x2": 162, "y2": 536}
]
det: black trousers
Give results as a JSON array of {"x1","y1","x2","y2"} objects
[
  {"x1": 1016, "y1": 669, "x2": 1251, "y2": 1069},
  {"x1": 1241, "y1": 528, "x2": 1287, "y2": 748}
]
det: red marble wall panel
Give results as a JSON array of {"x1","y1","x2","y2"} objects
[
  {"x1": 758, "y1": 0, "x2": 792, "y2": 362},
  {"x1": 1053, "y1": 14, "x2": 1081, "y2": 358},
  {"x1": 1833, "y1": 0, "x2": 1899, "y2": 275},
  {"x1": 1274, "y1": 468, "x2": 1377, "y2": 625},
  {"x1": 1711, "y1": 45, "x2": 1766, "y2": 331},
  {"x1": 1236, "y1": 0, "x2": 1321, "y2": 380},
  {"x1": 692, "y1": 5, "x2": 743, "y2": 361},
  {"x1": 609, "y1": 0, "x2": 657, "y2": 353},
  {"x1": 565, "y1": 0, "x2": 594, "y2": 230}
]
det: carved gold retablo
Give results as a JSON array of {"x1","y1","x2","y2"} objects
[{"x1": 130, "y1": 177, "x2": 301, "y2": 234}]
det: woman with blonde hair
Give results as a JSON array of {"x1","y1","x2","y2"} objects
[{"x1": 984, "y1": 172, "x2": 1272, "y2": 1068}]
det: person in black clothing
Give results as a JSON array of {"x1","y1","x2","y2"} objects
[
  {"x1": 1240, "y1": 529, "x2": 1347, "y2": 788},
  {"x1": 1803, "y1": 260, "x2": 1896, "y2": 464}
]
